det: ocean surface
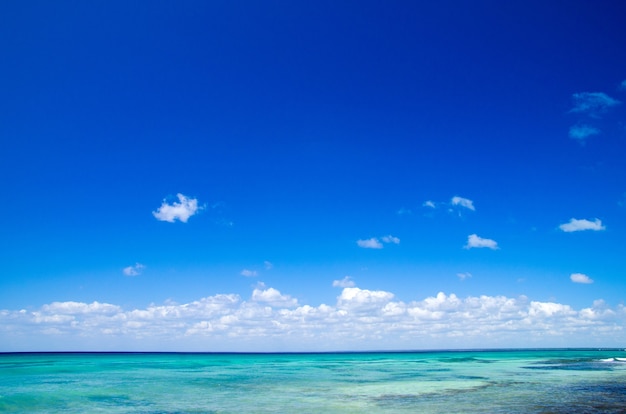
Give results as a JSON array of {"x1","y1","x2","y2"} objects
[{"x1": 1, "y1": 349, "x2": 626, "y2": 413}]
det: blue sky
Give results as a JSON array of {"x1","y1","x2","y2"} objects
[{"x1": 1, "y1": 1, "x2": 626, "y2": 351}]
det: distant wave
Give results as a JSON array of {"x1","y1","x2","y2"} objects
[{"x1": 599, "y1": 357, "x2": 626, "y2": 362}]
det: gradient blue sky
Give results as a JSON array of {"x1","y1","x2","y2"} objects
[{"x1": 1, "y1": 1, "x2": 626, "y2": 351}]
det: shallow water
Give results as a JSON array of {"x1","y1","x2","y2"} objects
[{"x1": 1, "y1": 349, "x2": 625, "y2": 413}]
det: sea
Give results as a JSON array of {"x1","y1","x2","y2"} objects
[{"x1": 1, "y1": 349, "x2": 625, "y2": 413}]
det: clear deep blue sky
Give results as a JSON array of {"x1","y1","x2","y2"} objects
[{"x1": 1, "y1": 1, "x2": 625, "y2": 351}]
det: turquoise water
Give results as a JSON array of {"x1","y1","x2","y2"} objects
[{"x1": 1, "y1": 349, "x2": 626, "y2": 413}]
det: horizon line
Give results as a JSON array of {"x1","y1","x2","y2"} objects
[{"x1": 2, "y1": 347, "x2": 624, "y2": 356}]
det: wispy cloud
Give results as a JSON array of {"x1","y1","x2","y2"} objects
[
  {"x1": 332, "y1": 276, "x2": 355, "y2": 288},
  {"x1": 215, "y1": 218, "x2": 234, "y2": 227},
  {"x1": 423, "y1": 196, "x2": 475, "y2": 215},
  {"x1": 451, "y1": 196, "x2": 475, "y2": 211},
  {"x1": 569, "y1": 124, "x2": 600, "y2": 141},
  {"x1": 357, "y1": 238, "x2": 383, "y2": 249},
  {"x1": 570, "y1": 273, "x2": 594, "y2": 284},
  {"x1": 381, "y1": 235, "x2": 400, "y2": 244},
  {"x1": 357, "y1": 235, "x2": 400, "y2": 249},
  {"x1": 567, "y1": 85, "x2": 624, "y2": 143},
  {"x1": 456, "y1": 272, "x2": 472, "y2": 281},
  {"x1": 619, "y1": 80, "x2": 626, "y2": 91},
  {"x1": 264, "y1": 261, "x2": 273, "y2": 270},
  {"x1": 4, "y1": 287, "x2": 625, "y2": 351},
  {"x1": 569, "y1": 92, "x2": 621, "y2": 117},
  {"x1": 240, "y1": 269, "x2": 258, "y2": 277},
  {"x1": 153, "y1": 193, "x2": 201, "y2": 223},
  {"x1": 123, "y1": 263, "x2": 145, "y2": 277},
  {"x1": 396, "y1": 207, "x2": 412, "y2": 215},
  {"x1": 559, "y1": 218, "x2": 605, "y2": 232},
  {"x1": 464, "y1": 234, "x2": 499, "y2": 250}
]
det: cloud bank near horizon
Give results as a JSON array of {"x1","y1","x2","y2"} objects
[{"x1": 2, "y1": 286, "x2": 623, "y2": 352}]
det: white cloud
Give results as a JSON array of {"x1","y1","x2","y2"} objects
[
  {"x1": 559, "y1": 218, "x2": 606, "y2": 232},
  {"x1": 240, "y1": 269, "x2": 258, "y2": 277},
  {"x1": 123, "y1": 263, "x2": 145, "y2": 277},
  {"x1": 42, "y1": 301, "x2": 121, "y2": 315},
  {"x1": 528, "y1": 301, "x2": 576, "y2": 318},
  {"x1": 570, "y1": 273, "x2": 594, "y2": 284},
  {"x1": 251, "y1": 287, "x2": 297, "y2": 307},
  {"x1": 357, "y1": 238, "x2": 383, "y2": 249},
  {"x1": 337, "y1": 287, "x2": 395, "y2": 310},
  {"x1": 381, "y1": 235, "x2": 400, "y2": 244},
  {"x1": 423, "y1": 197, "x2": 475, "y2": 215},
  {"x1": 569, "y1": 124, "x2": 600, "y2": 141},
  {"x1": 451, "y1": 196, "x2": 475, "y2": 211},
  {"x1": 4, "y1": 287, "x2": 626, "y2": 351},
  {"x1": 570, "y1": 92, "x2": 621, "y2": 116},
  {"x1": 464, "y1": 234, "x2": 499, "y2": 250},
  {"x1": 264, "y1": 261, "x2": 273, "y2": 270},
  {"x1": 357, "y1": 235, "x2": 400, "y2": 249},
  {"x1": 456, "y1": 272, "x2": 472, "y2": 281},
  {"x1": 152, "y1": 193, "x2": 201, "y2": 223},
  {"x1": 332, "y1": 276, "x2": 355, "y2": 288}
]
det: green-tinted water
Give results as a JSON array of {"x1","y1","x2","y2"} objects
[{"x1": 1, "y1": 350, "x2": 625, "y2": 413}]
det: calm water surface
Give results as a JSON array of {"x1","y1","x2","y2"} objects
[{"x1": 1, "y1": 349, "x2": 626, "y2": 413}]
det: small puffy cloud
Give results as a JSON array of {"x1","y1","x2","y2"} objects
[
  {"x1": 123, "y1": 263, "x2": 145, "y2": 277},
  {"x1": 240, "y1": 269, "x2": 258, "y2": 277},
  {"x1": 357, "y1": 238, "x2": 383, "y2": 249},
  {"x1": 570, "y1": 273, "x2": 594, "y2": 284},
  {"x1": 357, "y1": 235, "x2": 400, "y2": 249},
  {"x1": 381, "y1": 235, "x2": 400, "y2": 244},
  {"x1": 451, "y1": 196, "x2": 475, "y2": 211},
  {"x1": 456, "y1": 272, "x2": 472, "y2": 281},
  {"x1": 570, "y1": 92, "x2": 621, "y2": 116},
  {"x1": 332, "y1": 276, "x2": 355, "y2": 288},
  {"x1": 153, "y1": 193, "x2": 201, "y2": 223},
  {"x1": 464, "y1": 234, "x2": 499, "y2": 250},
  {"x1": 559, "y1": 218, "x2": 606, "y2": 232},
  {"x1": 423, "y1": 200, "x2": 436, "y2": 208},
  {"x1": 569, "y1": 124, "x2": 600, "y2": 141}
]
